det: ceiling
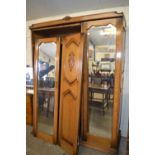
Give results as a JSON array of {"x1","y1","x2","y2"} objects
[
  {"x1": 88, "y1": 24, "x2": 116, "y2": 53},
  {"x1": 26, "y1": 0, "x2": 129, "y2": 20},
  {"x1": 39, "y1": 42, "x2": 56, "y2": 59},
  {"x1": 88, "y1": 24, "x2": 116, "y2": 46}
]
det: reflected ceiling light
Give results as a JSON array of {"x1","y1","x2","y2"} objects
[
  {"x1": 87, "y1": 32, "x2": 90, "y2": 35},
  {"x1": 116, "y1": 52, "x2": 121, "y2": 58},
  {"x1": 100, "y1": 30, "x2": 105, "y2": 35},
  {"x1": 100, "y1": 27, "x2": 116, "y2": 35}
]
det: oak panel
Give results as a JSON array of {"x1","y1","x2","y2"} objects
[
  {"x1": 59, "y1": 33, "x2": 84, "y2": 155},
  {"x1": 26, "y1": 95, "x2": 33, "y2": 125}
]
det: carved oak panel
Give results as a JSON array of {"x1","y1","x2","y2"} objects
[{"x1": 59, "y1": 33, "x2": 84, "y2": 155}]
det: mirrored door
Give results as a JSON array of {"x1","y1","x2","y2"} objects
[
  {"x1": 87, "y1": 24, "x2": 116, "y2": 139},
  {"x1": 33, "y1": 37, "x2": 60, "y2": 143},
  {"x1": 81, "y1": 18, "x2": 124, "y2": 150}
]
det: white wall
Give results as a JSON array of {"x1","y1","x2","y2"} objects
[
  {"x1": 26, "y1": 6, "x2": 129, "y2": 137},
  {"x1": 120, "y1": 26, "x2": 129, "y2": 137}
]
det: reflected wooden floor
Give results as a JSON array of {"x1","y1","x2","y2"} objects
[
  {"x1": 89, "y1": 101, "x2": 113, "y2": 138},
  {"x1": 38, "y1": 112, "x2": 54, "y2": 135}
]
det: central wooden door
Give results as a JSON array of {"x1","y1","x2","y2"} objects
[{"x1": 59, "y1": 33, "x2": 84, "y2": 155}]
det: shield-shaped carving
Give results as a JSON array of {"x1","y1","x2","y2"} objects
[{"x1": 68, "y1": 52, "x2": 75, "y2": 71}]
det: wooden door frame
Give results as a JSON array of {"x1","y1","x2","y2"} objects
[
  {"x1": 33, "y1": 37, "x2": 60, "y2": 143},
  {"x1": 80, "y1": 17, "x2": 125, "y2": 151}
]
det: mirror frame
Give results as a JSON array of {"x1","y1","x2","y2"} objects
[
  {"x1": 81, "y1": 17, "x2": 125, "y2": 150},
  {"x1": 33, "y1": 37, "x2": 60, "y2": 143}
]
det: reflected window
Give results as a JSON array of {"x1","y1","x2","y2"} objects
[{"x1": 26, "y1": 66, "x2": 33, "y2": 85}]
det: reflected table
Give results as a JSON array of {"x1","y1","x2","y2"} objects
[
  {"x1": 88, "y1": 84, "x2": 110, "y2": 110},
  {"x1": 38, "y1": 87, "x2": 55, "y2": 117}
]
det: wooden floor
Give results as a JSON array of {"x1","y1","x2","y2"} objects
[{"x1": 27, "y1": 125, "x2": 128, "y2": 155}]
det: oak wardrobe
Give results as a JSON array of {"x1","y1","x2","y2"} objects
[{"x1": 30, "y1": 12, "x2": 126, "y2": 155}]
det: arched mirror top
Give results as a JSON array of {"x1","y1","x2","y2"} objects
[
  {"x1": 82, "y1": 18, "x2": 123, "y2": 33},
  {"x1": 86, "y1": 23, "x2": 117, "y2": 139},
  {"x1": 39, "y1": 42, "x2": 57, "y2": 61},
  {"x1": 87, "y1": 24, "x2": 116, "y2": 51},
  {"x1": 37, "y1": 41, "x2": 58, "y2": 136}
]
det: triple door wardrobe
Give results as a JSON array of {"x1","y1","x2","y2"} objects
[{"x1": 30, "y1": 11, "x2": 126, "y2": 155}]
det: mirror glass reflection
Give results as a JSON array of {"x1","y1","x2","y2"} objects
[
  {"x1": 37, "y1": 42, "x2": 56, "y2": 135},
  {"x1": 87, "y1": 24, "x2": 116, "y2": 138}
]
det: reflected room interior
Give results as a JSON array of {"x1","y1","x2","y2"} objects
[
  {"x1": 87, "y1": 24, "x2": 116, "y2": 139},
  {"x1": 37, "y1": 42, "x2": 56, "y2": 135}
]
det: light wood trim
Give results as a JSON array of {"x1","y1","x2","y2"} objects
[
  {"x1": 26, "y1": 95, "x2": 33, "y2": 125},
  {"x1": 80, "y1": 134, "x2": 116, "y2": 154},
  {"x1": 30, "y1": 12, "x2": 124, "y2": 30},
  {"x1": 111, "y1": 18, "x2": 124, "y2": 148},
  {"x1": 37, "y1": 131, "x2": 54, "y2": 143},
  {"x1": 53, "y1": 37, "x2": 61, "y2": 143},
  {"x1": 33, "y1": 37, "x2": 60, "y2": 143},
  {"x1": 80, "y1": 142, "x2": 116, "y2": 154},
  {"x1": 33, "y1": 39, "x2": 39, "y2": 136},
  {"x1": 81, "y1": 32, "x2": 88, "y2": 140},
  {"x1": 87, "y1": 134, "x2": 111, "y2": 147},
  {"x1": 32, "y1": 23, "x2": 81, "y2": 31}
]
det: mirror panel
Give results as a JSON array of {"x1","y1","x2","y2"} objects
[
  {"x1": 37, "y1": 42, "x2": 57, "y2": 135},
  {"x1": 87, "y1": 24, "x2": 116, "y2": 138}
]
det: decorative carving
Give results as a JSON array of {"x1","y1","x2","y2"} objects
[
  {"x1": 62, "y1": 16, "x2": 71, "y2": 21},
  {"x1": 63, "y1": 89, "x2": 77, "y2": 100},
  {"x1": 65, "y1": 38, "x2": 79, "y2": 47},
  {"x1": 68, "y1": 52, "x2": 75, "y2": 72},
  {"x1": 64, "y1": 76, "x2": 77, "y2": 85}
]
